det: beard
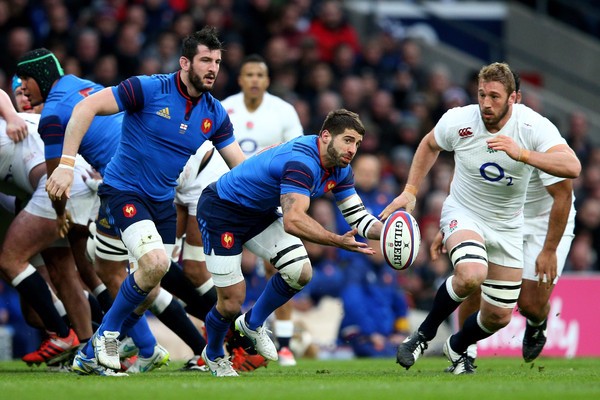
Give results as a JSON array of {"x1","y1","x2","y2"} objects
[
  {"x1": 481, "y1": 101, "x2": 510, "y2": 129},
  {"x1": 188, "y1": 67, "x2": 212, "y2": 93},
  {"x1": 326, "y1": 140, "x2": 350, "y2": 167}
]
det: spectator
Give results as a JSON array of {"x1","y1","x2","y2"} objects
[{"x1": 307, "y1": 0, "x2": 360, "y2": 63}]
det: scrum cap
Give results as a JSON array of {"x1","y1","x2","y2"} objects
[{"x1": 16, "y1": 48, "x2": 64, "y2": 100}]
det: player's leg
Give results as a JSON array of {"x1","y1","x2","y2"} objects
[
  {"x1": 518, "y1": 232, "x2": 573, "y2": 362},
  {"x1": 263, "y1": 260, "x2": 297, "y2": 366},
  {"x1": 445, "y1": 262, "x2": 522, "y2": 374},
  {"x1": 90, "y1": 189, "x2": 171, "y2": 370},
  {"x1": 242, "y1": 220, "x2": 311, "y2": 361},
  {"x1": 0, "y1": 210, "x2": 80, "y2": 364},
  {"x1": 397, "y1": 226, "x2": 487, "y2": 370}
]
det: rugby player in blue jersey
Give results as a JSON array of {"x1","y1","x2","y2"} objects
[
  {"x1": 196, "y1": 109, "x2": 385, "y2": 376},
  {"x1": 45, "y1": 26, "x2": 245, "y2": 374}
]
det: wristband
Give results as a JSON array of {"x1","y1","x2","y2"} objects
[
  {"x1": 59, "y1": 155, "x2": 76, "y2": 168},
  {"x1": 57, "y1": 164, "x2": 74, "y2": 171},
  {"x1": 404, "y1": 184, "x2": 418, "y2": 196},
  {"x1": 517, "y1": 148, "x2": 530, "y2": 163}
]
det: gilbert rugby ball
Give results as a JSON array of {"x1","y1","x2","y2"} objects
[{"x1": 380, "y1": 210, "x2": 421, "y2": 270}]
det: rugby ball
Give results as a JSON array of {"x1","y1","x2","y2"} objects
[{"x1": 380, "y1": 210, "x2": 421, "y2": 270}]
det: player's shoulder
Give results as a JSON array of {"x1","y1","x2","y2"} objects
[
  {"x1": 513, "y1": 103, "x2": 549, "y2": 127},
  {"x1": 442, "y1": 104, "x2": 480, "y2": 122},
  {"x1": 17, "y1": 112, "x2": 40, "y2": 128},
  {"x1": 220, "y1": 92, "x2": 243, "y2": 109}
]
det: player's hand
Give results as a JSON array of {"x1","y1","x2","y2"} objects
[
  {"x1": 430, "y1": 230, "x2": 445, "y2": 261},
  {"x1": 379, "y1": 191, "x2": 416, "y2": 221},
  {"x1": 6, "y1": 114, "x2": 28, "y2": 142},
  {"x1": 535, "y1": 248, "x2": 557, "y2": 289},
  {"x1": 83, "y1": 169, "x2": 103, "y2": 192},
  {"x1": 46, "y1": 167, "x2": 74, "y2": 200},
  {"x1": 486, "y1": 135, "x2": 520, "y2": 160},
  {"x1": 56, "y1": 210, "x2": 72, "y2": 238},
  {"x1": 339, "y1": 228, "x2": 375, "y2": 255}
]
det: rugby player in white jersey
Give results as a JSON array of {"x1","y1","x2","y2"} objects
[
  {"x1": 0, "y1": 112, "x2": 99, "y2": 366},
  {"x1": 176, "y1": 54, "x2": 304, "y2": 368},
  {"x1": 380, "y1": 62, "x2": 581, "y2": 374},
  {"x1": 431, "y1": 74, "x2": 576, "y2": 368}
]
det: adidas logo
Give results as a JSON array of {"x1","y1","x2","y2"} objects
[{"x1": 156, "y1": 107, "x2": 171, "y2": 119}]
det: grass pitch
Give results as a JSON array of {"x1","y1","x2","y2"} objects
[{"x1": 1, "y1": 356, "x2": 599, "y2": 400}]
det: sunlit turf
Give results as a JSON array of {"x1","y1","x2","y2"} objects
[{"x1": 1, "y1": 356, "x2": 599, "y2": 400}]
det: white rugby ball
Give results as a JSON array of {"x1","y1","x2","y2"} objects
[{"x1": 380, "y1": 210, "x2": 421, "y2": 270}]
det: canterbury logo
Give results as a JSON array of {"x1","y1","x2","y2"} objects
[
  {"x1": 156, "y1": 107, "x2": 171, "y2": 119},
  {"x1": 458, "y1": 127, "x2": 473, "y2": 138}
]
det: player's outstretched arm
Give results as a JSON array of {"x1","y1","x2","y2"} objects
[
  {"x1": 46, "y1": 88, "x2": 119, "y2": 200},
  {"x1": 281, "y1": 192, "x2": 374, "y2": 255},
  {"x1": 379, "y1": 130, "x2": 442, "y2": 220}
]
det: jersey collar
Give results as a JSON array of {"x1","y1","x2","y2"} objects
[{"x1": 176, "y1": 70, "x2": 201, "y2": 106}]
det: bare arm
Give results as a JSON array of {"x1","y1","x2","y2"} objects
[
  {"x1": 379, "y1": 130, "x2": 442, "y2": 220},
  {"x1": 217, "y1": 141, "x2": 246, "y2": 169},
  {"x1": 487, "y1": 135, "x2": 581, "y2": 178},
  {"x1": 536, "y1": 179, "x2": 573, "y2": 287},
  {"x1": 281, "y1": 192, "x2": 374, "y2": 254},
  {"x1": 0, "y1": 89, "x2": 27, "y2": 142},
  {"x1": 46, "y1": 88, "x2": 119, "y2": 200}
]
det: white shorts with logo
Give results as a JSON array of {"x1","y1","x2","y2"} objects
[
  {"x1": 440, "y1": 197, "x2": 523, "y2": 268},
  {"x1": 24, "y1": 169, "x2": 99, "y2": 226},
  {"x1": 175, "y1": 150, "x2": 229, "y2": 216}
]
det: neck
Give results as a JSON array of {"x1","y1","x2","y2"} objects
[
  {"x1": 179, "y1": 71, "x2": 202, "y2": 99},
  {"x1": 244, "y1": 95, "x2": 263, "y2": 112}
]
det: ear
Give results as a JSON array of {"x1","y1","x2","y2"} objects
[
  {"x1": 180, "y1": 56, "x2": 190, "y2": 71},
  {"x1": 320, "y1": 129, "x2": 332, "y2": 144}
]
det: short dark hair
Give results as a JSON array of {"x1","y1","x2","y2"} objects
[
  {"x1": 320, "y1": 109, "x2": 366, "y2": 137},
  {"x1": 512, "y1": 70, "x2": 521, "y2": 92},
  {"x1": 241, "y1": 53, "x2": 267, "y2": 66},
  {"x1": 181, "y1": 26, "x2": 223, "y2": 61}
]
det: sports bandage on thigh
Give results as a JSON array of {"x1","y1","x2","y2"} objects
[
  {"x1": 183, "y1": 242, "x2": 206, "y2": 262},
  {"x1": 271, "y1": 244, "x2": 310, "y2": 290},
  {"x1": 150, "y1": 288, "x2": 173, "y2": 314},
  {"x1": 93, "y1": 230, "x2": 129, "y2": 262},
  {"x1": 338, "y1": 195, "x2": 378, "y2": 238},
  {"x1": 449, "y1": 240, "x2": 488, "y2": 268},
  {"x1": 481, "y1": 279, "x2": 522, "y2": 309},
  {"x1": 205, "y1": 250, "x2": 244, "y2": 287},
  {"x1": 120, "y1": 220, "x2": 165, "y2": 261}
]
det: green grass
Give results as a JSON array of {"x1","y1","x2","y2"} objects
[{"x1": 1, "y1": 357, "x2": 599, "y2": 400}]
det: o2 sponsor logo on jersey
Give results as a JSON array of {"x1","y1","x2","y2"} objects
[
  {"x1": 458, "y1": 127, "x2": 473, "y2": 139},
  {"x1": 201, "y1": 118, "x2": 213, "y2": 134},
  {"x1": 123, "y1": 204, "x2": 137, "y2": 218},
  {"x1": 221, "y1": 232, "x2": 234, "y2": 249}
]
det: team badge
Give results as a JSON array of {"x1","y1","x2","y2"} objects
[
  {"x1": 221, "y1": 232, "x2": 234, "y2": 249},
  {"x1": 449, "y1": 219, "x2": 458, "y2": 232},
  {"x1": 324, "y1": 180, "x2": 336, "y2": 192},
  {"x1": 123, "y1": 204, "x2": 137, "y2": 218},
  {"x1": 179, "y1": 123, "x2": 188, "y2": 134},
  {"x1": 201, "y1": 118, "x2": 213, "y2": 133},
  {"x1": 246, "y1": 120, "x2": 254, "y2": 130}
]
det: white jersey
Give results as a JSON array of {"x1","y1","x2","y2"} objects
[
  {"x1": 0, "y1": 113, "x2": 44, "y2": 193},
  {"x1": 524, "y1": 170, "x2": 576, "y2": 235},
  {"x1": 221, "y1": 92, "x2": 303, "y2": 156},
  {"x1": 435, "y1": 104, "x2": 567, "y2": 229}
]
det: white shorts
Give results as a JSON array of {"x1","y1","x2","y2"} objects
[
  {"x1": 206, "y1": 218, "x2": 304, "y2": 287},
  {"x1": 440, "y1": 198, "x2": 523, "y2": 268},
  {"x1": 521, "y1": 231, "x2": 574, "y2": 284},
  {"x1": 174, "y1": 144, "x2": 229, "y2": 216},
  {"x1": 24, "y1": 170, "x2": 99, "y2": 226}
]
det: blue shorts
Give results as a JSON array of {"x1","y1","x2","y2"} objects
[
  {"x1": 97, "y1": 184, "x2": 176, "y2": 245},
  {"x1": 196, "y1": 183, "x2": 279, "y2": 256}
]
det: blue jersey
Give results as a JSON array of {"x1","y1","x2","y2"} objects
[
  {"x1": 217, "y1": 135, "x2": 356, "y2": 210},
  {"x1": 103, "y1": 71, "x2": 235, "y2": 201},
  {"x1": 38, "y1": 75, "x2": 121, "y2": 174}
]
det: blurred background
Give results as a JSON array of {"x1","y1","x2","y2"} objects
[{"x1": 1, "y1": 0, "x2": 599, "y2": 361}]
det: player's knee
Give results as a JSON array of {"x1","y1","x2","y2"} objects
[
  {"x1": 139, "y1": 249, "x2": 170, "y2": 283},
  {"x1": 481, "y1": 308, "x2": 513, "y2": 332},
  {"x1": 272, "y1": 244, "x2": 310, "y2": 290},
  {"x1": 453, "y1": 268, "x2": 487, "y2": 294}
]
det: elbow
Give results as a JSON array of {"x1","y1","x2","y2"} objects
[{"x1": 565, "y1": 160, "x2": 582, "y2": 179}]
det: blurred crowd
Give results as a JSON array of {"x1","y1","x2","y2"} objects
[{"x1": 1, "y1": 0, "x2": 599, "y2": 359}]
